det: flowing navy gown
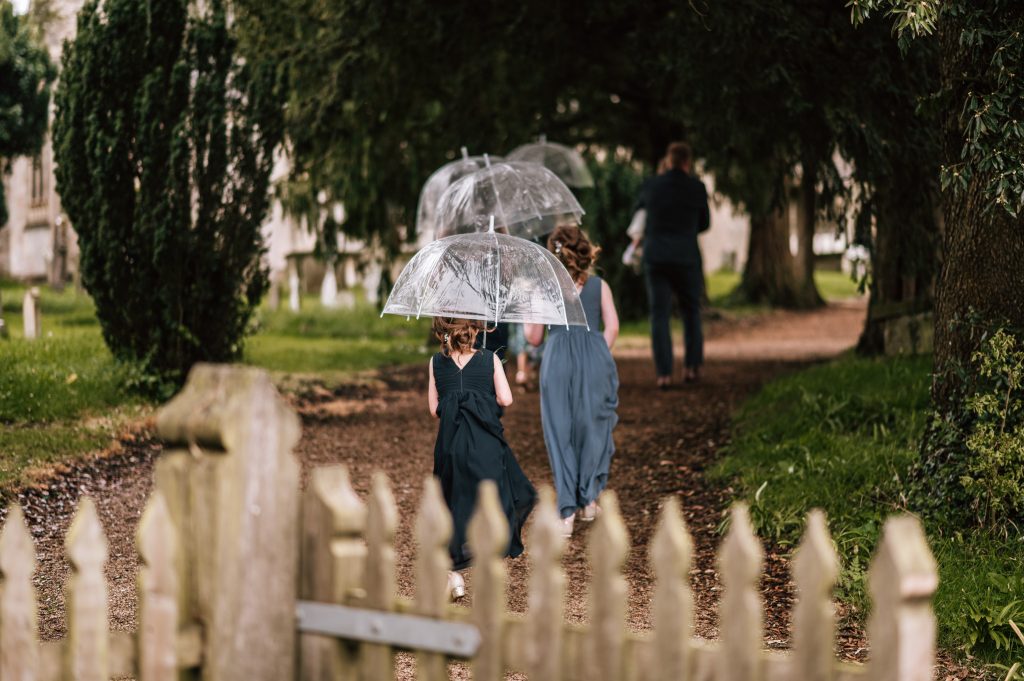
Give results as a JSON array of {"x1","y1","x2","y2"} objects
[
  {"x1": 539, "y1": 276, "x2": 620, "y2": 519},
  {"x1": 432, "y1": 349, "x2": 536, "y2": 569}
]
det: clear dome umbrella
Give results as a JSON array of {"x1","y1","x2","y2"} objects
[
  {"x1": 507, "y1": 138, "x2": 595, "y2": 188},
  {"x1": 434, "y1": 162, "x2": 584, "y2": 240},
  {"x1": 415, "y1": 148, "x2": 504, "y2": 241},
  {"x1": 383, "y1": 218, "x2": 588, "y2": 329}
]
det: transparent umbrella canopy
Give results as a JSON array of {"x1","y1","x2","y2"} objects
[
  {"x1": 382, "y1": 223, "x2": 588, "y2": 328},
  {"x1": 507, "y1": 139, "x2": 595, "y2": 188},
  {"x1": 434, "y1": 162, "x2": 584, "y2": 240},
  {"x1": 415, "y1": 149, "x2": 504, "y2": 241}
]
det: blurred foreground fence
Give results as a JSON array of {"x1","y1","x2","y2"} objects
[{"x1": 0, "y1": 364, "x2": 938, "y2": 680}]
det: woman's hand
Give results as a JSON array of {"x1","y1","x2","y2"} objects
[{"x1": 524, "y1": 323, "x2": 545, "y2": 347}]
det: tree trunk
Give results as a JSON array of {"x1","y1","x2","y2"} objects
[
  {"x1": 793, "y1": 165, "x2": 824, "y2": 308},
  {"x1": 857, "y1": 170, "x2": 940, "y2": 355},
  {"x1": 740, "y1": 198, "x2": 821, "y2": 309}
]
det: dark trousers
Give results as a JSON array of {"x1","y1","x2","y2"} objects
[{"x1": 645, "y1": 262, "x2": 703, "y2": 376}]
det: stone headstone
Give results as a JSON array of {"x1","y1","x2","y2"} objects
[
  {"x1": 23, "y1": 287, "x2": 41, "y2": 340},
  {"x1": 883, "y1": 312, "x2": 934, "y2": 356},
  {"x1": 287, "y1": 259, "x2": 301, "y2": 312},
  {"x1": 320, "y1": 261, "x2": 339, "y2": 308}
]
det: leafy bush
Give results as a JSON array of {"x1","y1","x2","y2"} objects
[
  {"x1": 964, "y1": 572, "x2": 1024, "y2": 655},
  {"x1": 957, "y1": 329, "x2": 1024, "y2": 529},
  {"x1": 52, "y1": 0, "x2": 283, "y2": 394}
]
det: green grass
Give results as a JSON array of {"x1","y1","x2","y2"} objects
[{"x1": 712, "y1": 354, "x2": 1024, "y2": 672}]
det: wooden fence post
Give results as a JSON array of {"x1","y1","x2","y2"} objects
[
  {"x1": 137, "y1": 493, "x2": 179, "y2": 681},
  {"x1": 718, "y1": 503, "x2": 763, "y2": 681},
  {"x1": 414, "y1": 477, "x2": 453, "y2": 681},
  {"x1": 361, "y1": 472, "x2": 398, "y2": 680},
  {"x1": 0, "y1": 506, "x2": 39, "y2": 681},
  {"x1": 299, "y1": 465, "x2": 367, "y2": 681},
  {"x1": 792, "y1": 510, "x2": 840, "y2": 681},
  {"x1": 867, "y1": 515, "x2": 938, "y2": 681},
  {"x1": 468, "y1": 481, "x2": 510, "y2": 681},
  {"x1": 65, "y1": 498, "x2": 109, "y2": 681},
  {"x1": 587, "y1": 491, "x2": 629, "y2": 681},
  {"x1": 526, "y1": 487, "x2": 566, "y2": 681},
  {"x1": 154, "y1": 364, "x2": 302, "y2": 681},
  {"x1": 650, "y1": 496, "x2": 694, "y2": 681}
]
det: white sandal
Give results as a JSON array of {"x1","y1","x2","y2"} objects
[
  {"x1": 579, "y1": 502, "x2": 600, "y2": 522},
  {"x1": 561, "y1": 514, "x2": 575, "y2": 539}
]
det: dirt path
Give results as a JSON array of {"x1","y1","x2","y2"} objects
[{"x1": 9, "y1": 303, "x2": 871, "y2": 653}]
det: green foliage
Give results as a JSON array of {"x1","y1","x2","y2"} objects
[
  {"x1": 956, "y1": 329, "x2": 1024, "y2": 528},
  {"x1": 52, "y1": 0, "x2": 283, "y2": 395},
  {"x1": 0, "y1": 0, "x2": 55, "y2": 224},
  {"x1": 716, "y1": 353, "x2": 1024, "y2": 667}
]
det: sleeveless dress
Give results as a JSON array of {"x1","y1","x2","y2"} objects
[
  {"x1": 539, "y1": 276, "x2": 620, "y2": 519},
  {"x1": 432, "y1": 349, "x2": 537, "y2": 569}
]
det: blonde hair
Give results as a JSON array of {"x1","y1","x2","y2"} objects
[
  {"x1": 432, "y1": 317, "x2": 483, "y2": 356},
  {"x1": 548, "y1": 225, "x2": 600, "y2": 284}
]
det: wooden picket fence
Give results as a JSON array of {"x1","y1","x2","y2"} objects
[{"x1": 0, "y1": 364, "x2": 940, "y2": 680}]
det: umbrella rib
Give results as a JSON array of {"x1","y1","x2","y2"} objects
[{"x1": 540, "y1": 245, "x2": 576, "y2": 329}]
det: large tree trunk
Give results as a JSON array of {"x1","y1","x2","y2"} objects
[
  {"x1": 793, "y1": 165, "x2": 825, "y2": 308},
  {"x1": 740, "y1": 196, "x2": 822, "y2": 309},
  {"x1": 857, "y1": 168, "x2": 940, "y2": 355}
]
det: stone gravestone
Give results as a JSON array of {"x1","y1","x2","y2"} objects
[
  {"x1": 0, "y1": 289, "x2": 7, "y2": 339},
  {"x1": 23, "y1": 287, "x2": 40, "y2": 340}
]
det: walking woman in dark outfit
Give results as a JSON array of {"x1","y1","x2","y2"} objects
[{"x1": 634, "y1": 142, "x2": 711, "y2": 388}]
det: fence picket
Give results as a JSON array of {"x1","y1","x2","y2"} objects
[
  {"x1": 792, "y1": 510, "x2": 840, "y2": 681},
  {"x1": 64, "y1": 498, "x2": 109, "y2": 681},
  {"x1": 300, "y1": 465, "x2": 367, "y2": 681},
  {"x1": 719, "y1": 503, "x2": 763, "y2": 681},
  {"x1": 468, "y1": 481, "x2": 510, "y2": 681},
  {"x1": 866, "y1": 516, "x2": 938, "y2": 681},
  {"x1": 587, "y1": 491, "x2": 629, "y2": 681},
  {"x1": 526, "y1": 487, "x2": 566, "y2": 681},
  {"x1": 650, "y1": 496, "x2": 694, "y2": 681},
  {"x1": 0, "y1": 506, "x2": 39, "y2": 681},
  {"x1": 361, "y1": 471, "x2": 398, "y2": 680},
  {"x1": 414, "y1": 476, "x2": 453, "y2": 681},
  {"x1": 137, "y1": 492, "x2": 178, "y2": 681}
]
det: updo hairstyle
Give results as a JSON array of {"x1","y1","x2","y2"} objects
[
  {"x1": 547, "y1": 225, "x2": 600, "y2": 284},
  {"x1": 432, "y1": 317, "x2": 484, "y2": 356}
]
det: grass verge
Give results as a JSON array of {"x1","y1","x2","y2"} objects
[{"x1": 711, "y1": 353, "x2": 1024, "y2": 675}]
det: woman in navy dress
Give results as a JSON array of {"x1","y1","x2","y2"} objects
[
  {"x1": 428, "y1": 317, "x2": 537, "y2": 598},
  {"x1": 526, "y1": 226, "x2": 620, "y2": 538}
]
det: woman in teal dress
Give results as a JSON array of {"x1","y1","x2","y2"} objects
[{"x1": 526, "y1": 225, "x2": 620, "y2": 538}]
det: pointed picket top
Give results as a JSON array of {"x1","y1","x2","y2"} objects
[
  {"x1": 468, "y1": 480, "x2": 510, "y2": 560},
  {"x1": 66, "y1": 497, "x2": 108, "y2": 571},
  {"x1": 588, "y1": 490, "x2": 629, "y2": 574},
  {"x1": 867, "y1": 515, "x2": 938, "y2": 681},
  {"x1": 792, "y1": 510, "x2": 840, "y2": 681},
  {"x1": 415, "y1": 476, "x2": 452, "y2": 615},
  {"x1": 0, "y1": 505, "x2": 39, "y2": 681},
  {"x1": 718, "y1": 503, "x2": 764, "y2": 681},
  {"x1": 528, "y1": 486, "x2": 566, "y2": 570},
  {"x1": 311, "y1": 464, "x2": 367, "y2": 535},
  {"x1": 137, "y1": 492, "x2": 177, "y2": 589},
  {"x1": 526, "y1": 487, "x2": 566, "y2": 681},
  {"x1": 0, "y1": 506, "x2": 36, "y2": 581},
  {"x1": 650, "y1": 497, "x2": 694, "y2": 681}
]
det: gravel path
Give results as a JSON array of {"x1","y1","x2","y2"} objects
[{"x1": 6, "y1": 303, "x2": 893, "y2": 662}]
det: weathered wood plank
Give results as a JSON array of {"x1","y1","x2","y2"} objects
[
  {"x1": 0, "y1": 505, "x2": 39, "y2": 681},
  {"x1": 414, "y1": 476, "x2": 453, "y2": 681},
  {"x1": 361, "y1": 472, "x2": 398, "y2": 680},
  {"x1": 65, "y1": 498, "x2": 109, "y2": 681},
  {"x1": 650, "y1": 496, "x2": 694, "y2": 681},
  {"x1": 718, "y1": 503, "x2": 763, "y2": 681},
  {"x1": 587, "y1": 491, "x2": 629, "y2": 681},
  {"x1": 137, "y1": 493, "x2": 178, "y2": 681},
  {"x1": 866, "y1": 515, "x2": 938, "y2": 681},
  {"x1": 468, "y1": 481, "x2": 509, "y2": 681},
  {"x1": 792, "y1": 510, "x2": 839, "y2": 681},
  {"x1": 526, "y1": 487, "x2": 566, "y2": 681}
]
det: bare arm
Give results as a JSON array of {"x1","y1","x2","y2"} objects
[
  {"x1": 427, "y1": 358, "x2": 439, "y2": 417},
  {"x1": 493, "y1": 353, "x2": 514, "y2": 407},
  {"x1": 601, "y1": 280, "x2": 620, "y2": 350},
  {"x1": 524, "y1": 323, "x2": 545, "y2": 346}
]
